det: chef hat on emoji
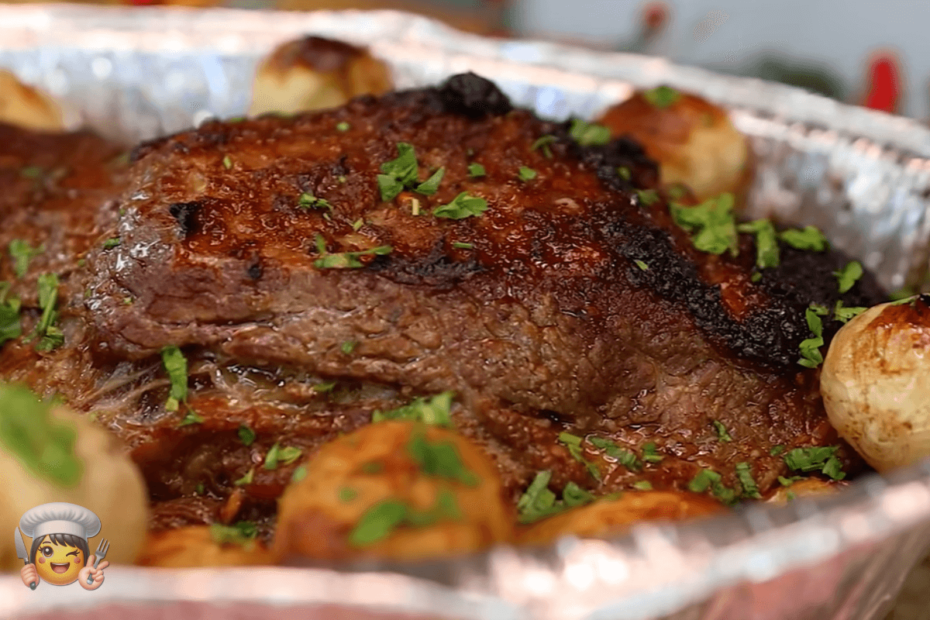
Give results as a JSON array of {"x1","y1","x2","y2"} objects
[{"x1": 19, "y1": 502, "x2": 101, "y2": 542}]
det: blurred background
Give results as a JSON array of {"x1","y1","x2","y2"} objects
[{"x1": 7, "y1": 0, "x2": 920, "y2": 120}]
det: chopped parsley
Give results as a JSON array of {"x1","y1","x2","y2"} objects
[
  {"x1": 415, "y1": 167, "x2": 445, "y2": 195},
  {"x1": 713, "y1": 420, "x2": 733, "y2": 442},
  {"x1": 372, "y1": 391, "x2": 454, "y2": 427},
  {"x1": 670, "y1": 193, "x2": 738, "y2": 256},
  {"x1": 569, "y1": 119, "x2": 611, "y2": 146},
  {"x1": 20, "y1": 166, "x2": 43, "y2": 179},
  {"x1": 33, "y1": 273, "x2": 63, "y2": 352},
  {"x1": 634, "y1": 260, "x2": 649, "y2": 271},
  {"x1": 340, "y1": 340, "x2": 356, "y2": 354},
  {"x1": 361, "y1": 461, "x2": 383, "y2": 474},
  {"x1": 433, "y1": 192, "x2": 488, "y2": 220},
  {"x1": 778, "y1": 475, "x2": 803, "y2": 486},
  {"x1": 633, "y1": 480, "x2": 653, "y2": 491},
  {"x1": 779, "y1": 226, "x2": 828, "y2": 251},
  {"x1": 558, "y1": 432, "x2": 602, "y2": 480},
  {"x1": 0, "y1": 282, "x2": 22, "y2": 346},
  {"x1": 834, "y1": 300, "x2": 867, "y2": 323},
  {"x1": 339, "y1": 487, "x2": 358, "y2": 502},
  {"x1": 467, "y1": 163, "x2": 486, "y2": 178},
  {"x1": 351, "y1": 219, "x2": 365, "y2": 231},
  {"x1": 209, "y1": 521, "x2": 258, "y2": 546},
  {"x1": 588, "y1": 436, "x2": 641, "y2": 471},
  {"x1": 292, "y1": 465, "x2": 308, "y2": 482},
  {"x1": 784, "y1": 446, "x2": 846, "y2": 480},
  {"x1": 531, "y1": 135, "x2": 557, "y2": 158},
  {"x1": 406, "y1": 430, "x2": 478, "y2": 486},
  {"x1": 0, "y1": 384, "x2": 83, "y2": 487},
  {"x1": 617, "y1": 166, "x2": 631, "y2": 180},
  {"x1": 643, "y1": 85, "x2": 680, "y2": 108},
  {"x1": 735, "y1": 462, "x2": 761, "y2": 499},
  {"x1": 233, "y1": 467, "x2": 254, "y2": 486},
  {"x1": 102, "y1": 237, "x2": 121, "y2": 250},
  {"x1": 518, "y1": 166, "x2": 537, "y2": 182},
  {"x1": 798, "y1": 306, "x2": 825, "y2": 368},
  {"x1": 160, "y1": 345, "x2": 188, "y2": 412},
  {"x1": 348, "y1": 491, "x2": 462, "y2": 546},
  {"x1": 177, "y1": 408, "x2": 203, "y2": 427},
  {"x1": 516, "y1": 472, "x2": 599, "y2": 524},
  {"x1": 377, "y1": 143, "x2": 419, "y2": 201},
  {"x1": 452, "y1": 241, "x2": 474, "y2": 250},
  {"x1": 298, "y1": 192, "x2": 332, "y2": 211},
  {"x1": 635, "y1": 189, "x2": 659, "y2": 206},
  {"x1": 336, "y1": 121, "x2": 350, "y2": 132},
  {"x1": 313, "y1": 382, "x2": 336, "y2": 393},
  {"x1": 737, "y1": 219, "x2": 779, "y2": 269},
  {"x1": 264, "y1": 443, "x2": 302, "y2": 469},
  {"x1": 238, "y1": 425, "x2": 255, "y2": 446},
  {"x1": 642, "y1": 442, "x2": 663, "y2": 463},
  {"x1": 688, "y1": 469, "x2": 738, "y2": 505},
  {"x1": 562, "y1": 481, "x2": 595, "y2": 507},
  {"x1": 9, "y1": 240, "x2": 44, "y2": 278},
  {"x1": 770, "y1": 445, "x2": 786, "y2": 456},
  {"x1": 751, "y1": 272, "x2": 762, "y2": 283},
  {"x1": 222, "y1": 155, "x2": 232, "y2": 170},
  {"x1": 313, "y1": 235, "x2": 392, "y2": 269},
  {"x1": 834, "y1": 261, "x2": 863, "y2": 294}
]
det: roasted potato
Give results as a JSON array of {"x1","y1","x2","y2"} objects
[
  {"x1": 765, "y1": 478, "x2": 847, "y2": 505},
  {"x1": 516, "y1": 490, "x2": 723, "y2": 546},
  {"x1": 821, "y1": 296, "x2": 930, "y2": 471},
  {"x1": 0, "y1": 384, "x2": 148, "y2": 571},
  {"x1": 136, "y1": 526, "x2": 275, "y2": 568},
  {"x1": 0, "y1": 70, "x2": 63, "y2": 131},
  {"x1": 250, "y1": 36, "x2": 392, "y2": 117},
  {"x1": 274, "y1": 420, "x2": 513, "y2": 563},
  {"x1": 598, "y1": 86, "x2": 752, "y2": 203}
]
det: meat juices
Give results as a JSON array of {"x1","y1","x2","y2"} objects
[{"x1": 0, "y1": 74, "x2": 884, "y2": 534}]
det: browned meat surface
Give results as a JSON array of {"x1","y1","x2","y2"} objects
[{"x1": 1, "y1": 74, "x2": 885, "y2": 534}]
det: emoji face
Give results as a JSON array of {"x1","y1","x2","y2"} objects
[{"x1": 33, "y1": 535, "x2": 84, "y2": 586}]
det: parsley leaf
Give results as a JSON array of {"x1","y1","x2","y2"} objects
[
  {"x1": 160, "y1": 345, "x2": 188, "y2": 412},
  {"x1": 642, "y1": 442, "x2": 664, "y2": 463},
  {"x1": 617, "y1": 166, "x2": 631, "y2": 180},
  {"x1": 531, "y1": 135, "x2": 556, "y2": 158},
  {"x1": 177, "y1": 408, "x2": 203, "y2": 427},
  {"x1": 452, "y1": 241, "x2": 474, "y2": 250},
  {"x1": 558, "y1": 432, "x2": 602, "y2": 480},
  {"x1": 292, "y1": 465, "x2": 308, "y2": 482},
  {"x1": 9, "y1": 240, "x2": 44, "y2": 278},
  {"x1": 670, "y1": 193, "x2": 738, "y2": 256},
  {"x1": 735, "y1": 462, "x2": 762, "y2": 499},
  {"x1": 0, "y1": 384, "x2": 83, "y2": 487},
  {"x1": 588, "y1": 436, "x2": 641, "y2": 471},
  {"x1": 784, "y1": 446, "x2": 846, "y2": 480},
  {"x1": 636, "y1": 189, "x2": 659, "y2": 206},
  {"x1": 406, "y1": 430, "x2": 478, "y2": 486},
  {"x1": 562, "y1": 481, "x2": 595, "y2": 507},
  {"x1": 377, "y1": 175, "x2": 404, "y2": 202},
  {"x1": 737, "y1": 219, "x2": 779, "y2": 269},
  {"x1": 516, "y1": 471, "x2": 557, "y2": 523},
  {"x1": 433, "y1": 192, "x2": 488, "y2": 220},
  {"x1": 339, "y1": 487, "x2": 358, "y2": 502},
  {"x1": 348, "y1": 499, "x2": 408, "y2": 546},
  {"x1": 265, "y1": 443, "x2": 302, "y2": 470},
  {"x1": 238, "y1": 425, "x2": 255, "y2": 446},
  {"x1": 415, "y1": 167, "x2": 445, "y2": 195},
  {"x1": 313, "y1": 239, "x2": 392, "y2": 269},
  {"x1": 834, "y1": 261, "x2": 863, "y2": 294},
  {"x1": 518, "y1": 166, "x2": 537, "y2": 182},
  {"x1": 222, "y1": 155, "x2": 232, "y2": 170},
  {"x1": 233, "y1": 467, "x2": 254, "y2": 486},
  {"x1": 0, "y1": 286, "x2": 22, "y2": 346},
  {"x1": 372, "y1": 391, "x2": 454, "y2": 427},
  {"x1": 467, "y1": 163, "x2": 486, "y2": 178},
  {"x1": 643, "y1": 85, "x2": 680, "y2": 108},
  {"x1": 209, "y1": 521, "x2": 258, "y2": 546},
  {"x1": 340, "y1": 340, "x2": 356, "y2": 355},
  {"x1": 688, "y1": 469, "x2": 738, "y2": 505},
  {"x1": 298, "y1": 192, "x2": 332, "y2": 211},
  {"x1": 633, "y1": 480, "x2": 653, "y2": 490},
  {"x1": 798, "y1": 307, "x2": 825, "y2": 368},
  {"x1": 336, "y1": 121, "x2": 350, "y2": 132},
  {"x1": 770, "y1": 445, "x2": 786, "y2": 456},
  {"x1": 779, "y1": 226, "x2": 828, "y2": 251},
  {"x1": 378, "y1": 143, "x2": 419, "y2": 201},
  {"x1": 32, "y1": 273, "x2": 62, "y2": 352},
  {"x1": 634, "y1": 259, "x2": 649, "y2": 271},
  {"x1": 569, "y1": 119, "x2": 611, "y2": 146},
  {"x1": 834, "y1": 300, "x2": 867, "y2": 323},
  {"x1": 102, "y1": 238, "x2": 121, "y2": 250},
  {"x1": 713, "y1": 420, "x2": 733, "y2": 442},
  {"x1": 778, "y1": 475, "x2": 803, "y2": 486}
]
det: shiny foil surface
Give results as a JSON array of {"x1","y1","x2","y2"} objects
[{"x1": 2, "y1": 5, "x2": 930, "y2": 619}]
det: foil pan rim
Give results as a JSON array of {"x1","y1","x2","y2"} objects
[{"x1": 2, "y1": 6, "x2": 930, "y2": 619}]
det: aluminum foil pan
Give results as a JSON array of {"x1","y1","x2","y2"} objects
[{"x1": 2, "y1": 5, "x2": 930, "y2": 619}]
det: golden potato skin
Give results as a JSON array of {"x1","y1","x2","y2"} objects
[
  {"x1": 598, "y1": 89, "x2": 752, "y2": 203},
  {"x1": 274, "y1": 421, "x2": 513, "y2": 563},
  {"x1": 136, "y1": 526, "x2": 274, "y2": 568},
  {"x1": 250, "y1": 36, "x2": 392, "y2": 116},
  {"x1": 0, "y1": 70, "x2": 63, "y2": 131},
  {"x1": 516, "y1": 491, "x2": 723, "y2": 546},
  {"x1": 765, "y1": 478, "x2": 846, "y2": 505}
]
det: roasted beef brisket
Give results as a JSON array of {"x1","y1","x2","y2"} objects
[{"x1": 0, "y1": 74, "x2": 884, "y2": 532}]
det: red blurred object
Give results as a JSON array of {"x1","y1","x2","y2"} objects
[
  {"x1": 862, "y1": 51, "x2": 902, "y2": 114},
  {"x1": 642, "y1": 2, "x2": 669, "y2": 33}
]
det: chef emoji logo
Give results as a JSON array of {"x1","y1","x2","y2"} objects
[{"x1": 14, "y1": 502, "x2": 109, "y2": 590}]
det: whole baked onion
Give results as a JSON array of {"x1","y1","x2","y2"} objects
[{"x1": 821, "y1": 295, "x2": 930, "y2": 471}]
